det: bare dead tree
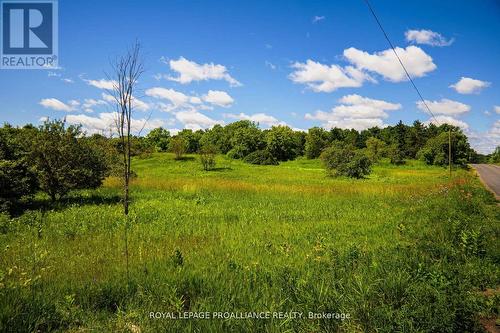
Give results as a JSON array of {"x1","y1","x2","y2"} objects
[
  {"x1": 108, "y1": 40, "x2": 144, "y2": 215},
  {"x1": 107, "y1": 41, "x2": 144, "y2": 280}
]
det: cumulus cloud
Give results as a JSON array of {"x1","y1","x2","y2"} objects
[
  {"x1": 290, "y1": 46, "x2": 435, "y2": 91},
  {"x1": 424, "y1": 115, "x2": 469, "y2": 130},
  {"x1": 175, "y1": 111, "x2": 222, "y2": 130},
  {"x1": 39, "y1": 98, "x2": 76, "y2": 112},
  {"x1": 131, "y1": 97, "x2": 150, "y2": 111},
  {"x1": 83, "y1": 78, "x2": 117, "y2": 90},
  {"x1": 449, "y1": 77, "x2": 491, "y2": 94},
  {"x1": 416, "y1": 98, "x2": 470, "y2": 116},
  {"x1": 224, "y1": 112, "x2": 284, "y2": 127},
  {"x1": 146, "y1": 87, "x2": 233, "y2": 112},
  {"x1": 289, "y1": 60, "x2": 371, "y2": 92},
  {"x1": 468, "y1": 120, "x2": 500, "y2": 154},
  {"x1": 145, "y1": 87, "x2": 190, "y2": 107},
  {"x1": 343, "y1": 46, "x2": 436, "y2": 82},
  {"x1": 405, "y1": 29, "x2": 454, "y2": 47},
  {"x1": 65, "y1": 112, "x2": 164, "y2": 135},
  {"x1": 162, "y1": 57, "x2": 241, "y2": 87},
  {"x1": 305, "y1": 94, "x2": 401, "y2": 130},
  {"x1": 82, "y1": 98, "x2": 107, "y2": 109},
  {"x1": 495, "y1": 106, "x2": 500, "y2": 114},
  {"x1": 202, "y1": 90, "x2": 234, "y2": 107}
]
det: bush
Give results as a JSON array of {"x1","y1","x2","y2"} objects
[
  {"x1": 30, "y1": 120, "x2": 108, "y2": 201},
  {"x1": 0, "y1": 127, "x2": 38, "y2": 212},
  {"x1": 170, "y1": 136, "x2": 187, "y2": 160},
  {"x1": 365, "y1": 137, "x2": 386, "y2": 162},
  {"x1": 489, "y1": 146, "x2": 500, "y2": 164},
  {"x1": 320, "y1": 142, "x2": 371, "y2": 178},
  {"x1": 243, "y1": 150, "x2": 279, "y2": 165},
  {"x1": 387, "y1": 144, "x2": 406, "y2": 165},
  {"x1": 199, "y1": 144, "x2": 216, "y2": 171}
]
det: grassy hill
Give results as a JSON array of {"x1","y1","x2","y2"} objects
[{"x1": 1, "y1": 154, "x2": 498, "y2": 332}]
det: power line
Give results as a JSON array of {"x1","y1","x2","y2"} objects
[
  {"x1": 363, "y1": 0, "x2": 455, "y2": 177},
  {"x1": 362, "y1": 0, "x2": 440, "y2": 125}
]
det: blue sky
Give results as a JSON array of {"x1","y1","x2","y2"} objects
[{"x1": 1, "y1": 0, "x2": 499, "y2": 153}]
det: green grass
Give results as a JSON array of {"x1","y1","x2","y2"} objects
[{"x1": 1, "y1": 153, "x2": 499, "y2": 332}]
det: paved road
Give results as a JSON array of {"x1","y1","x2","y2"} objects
[{"x1": 470, "y1": 164, "x2": 500, "y2": 200}]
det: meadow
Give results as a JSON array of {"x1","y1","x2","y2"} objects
[{"x1": 0, "y1": 153, "x2": 498, "y2": 332}]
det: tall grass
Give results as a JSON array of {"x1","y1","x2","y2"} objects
[{"x1": 0, "y1": 154, "x2": 498, "y2": 332}]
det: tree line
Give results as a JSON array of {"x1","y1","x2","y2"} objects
[{"x1": 1, "y1": 118, "x2": 497, "y2": 213}]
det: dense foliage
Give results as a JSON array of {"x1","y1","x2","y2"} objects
[
  {"x1": 490, "y1": 146, "x2": 500, "y2": 164},
  {"x1": 320, "y1": 142, "x2": 372, "y2": 178},
  {"x1": 243, "y1": 150, "x2": 279, "y2": 165},
  {"x1": 0, "y1": 125, "x2": 38, "y2": 212},
  {"x1": 30, "y1": 121, "x2": 109, "y2": 201}
]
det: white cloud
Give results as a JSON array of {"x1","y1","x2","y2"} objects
[
  {"x1": 416, "y1": 98, "x2": 470, "y2": 116},
  {"x1": 146, "y1": 87, "x2": 233, "y2": 113},
  {"x1": 312, "y1": 15, "x2": 325, "y2": 23},
  {"x1": 39, "y1": 98, "x2": 76, "y2": 112},
  {"x1": 145, "y1": 87, "x2": 189, "y2": 106},
  {"x1": 305, "y1": 94, "x2": 401, "y2": 131},
  {"x1": 289, "y1": 60, "x2": 371, "y2": 92},
  {"x1": 101, "y1": 93, "x2": 115, "y2": 103},
  {"x1": 175, "y1": 111, "x2": 222, "y2": 130},
  {"x1": 202, "y1": 90, "x2": 234, "y2": 107},
  {"x1": 61, "y1": 78, "x2": 74, "y2": 83},
  {"x1": 131, "y1": 96, "x2": 150, "y2": 111},
  {"x1": 495, "y1": 106, "x2": 500, "y2": 114},
  {"x1": 424, "y1": 115, "x2": 469, "y2": 130},
  {"x1": 449, "y1": 77, "x2": 491, "y2": 94},
  {"x1": 405, "y1": 29, "x2": 454, "y2": 47},
  {"x1": 468, "y1": 120, "x2": 500, "y2": 154},
  {"x1": 65, "y1": 112, "x2": 164, "y2": 135},
  {"x1": 163, "y1": 57, "x2": 241, "y2": 87},
  {"x1": 224, "y1": 112, "x2": 284, "y2": 127},
  {"x1": 344, "y1": 46, "x2": 436, "y2": 82},
  {"x1": 83, "y1": 78, "x2": 117, "y2": 90},
  {"x1": 82, "y1": 98, "x2": 106, "y2": 109}
]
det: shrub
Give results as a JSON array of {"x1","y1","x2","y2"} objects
[
  {"x1": 170, "y1": 136, "x2": 187, "y2": 160},
  {"x1": 0, "y1": 127, "x2": 38, "y2": 212},
  {"x1": 243, "y1": 150, "x2": 279, "y2": 165},
  {"x1": 387, "y1": 144, "x2": 406, "y2": 165},
  {"x1": 0, "y1": 160, "x2": 38, "y2": 212},
  {"x1": 199, "y1": 144, "x2": 216, "y2": 171},
  {"x1": 30, "y1": 120, "x2": 108, "y2": 201},
  {"x1": 365, "y1": 137, "x2": 386, "y2": 162},
  {"x1": 490, "y1": 146, "x2": 500, "y2": 163},
  {"x1": 320, "y1": 142, "x2": 371, "y2": 178}
]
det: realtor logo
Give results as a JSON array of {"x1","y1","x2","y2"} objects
[{"x1": 1, "y1": 0, "x2": 58, "y2": 69}]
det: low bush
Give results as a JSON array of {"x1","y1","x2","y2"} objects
[
  {"x1": 243, "y1": 150, "x2": 279, "y2": 165},
  {"x1": 320, "y1": 142, "x2": 371, "y2": 178}
]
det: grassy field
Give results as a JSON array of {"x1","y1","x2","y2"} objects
[{"x1": 1, "y1": 154, "x2": 499, "y2": 332}]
